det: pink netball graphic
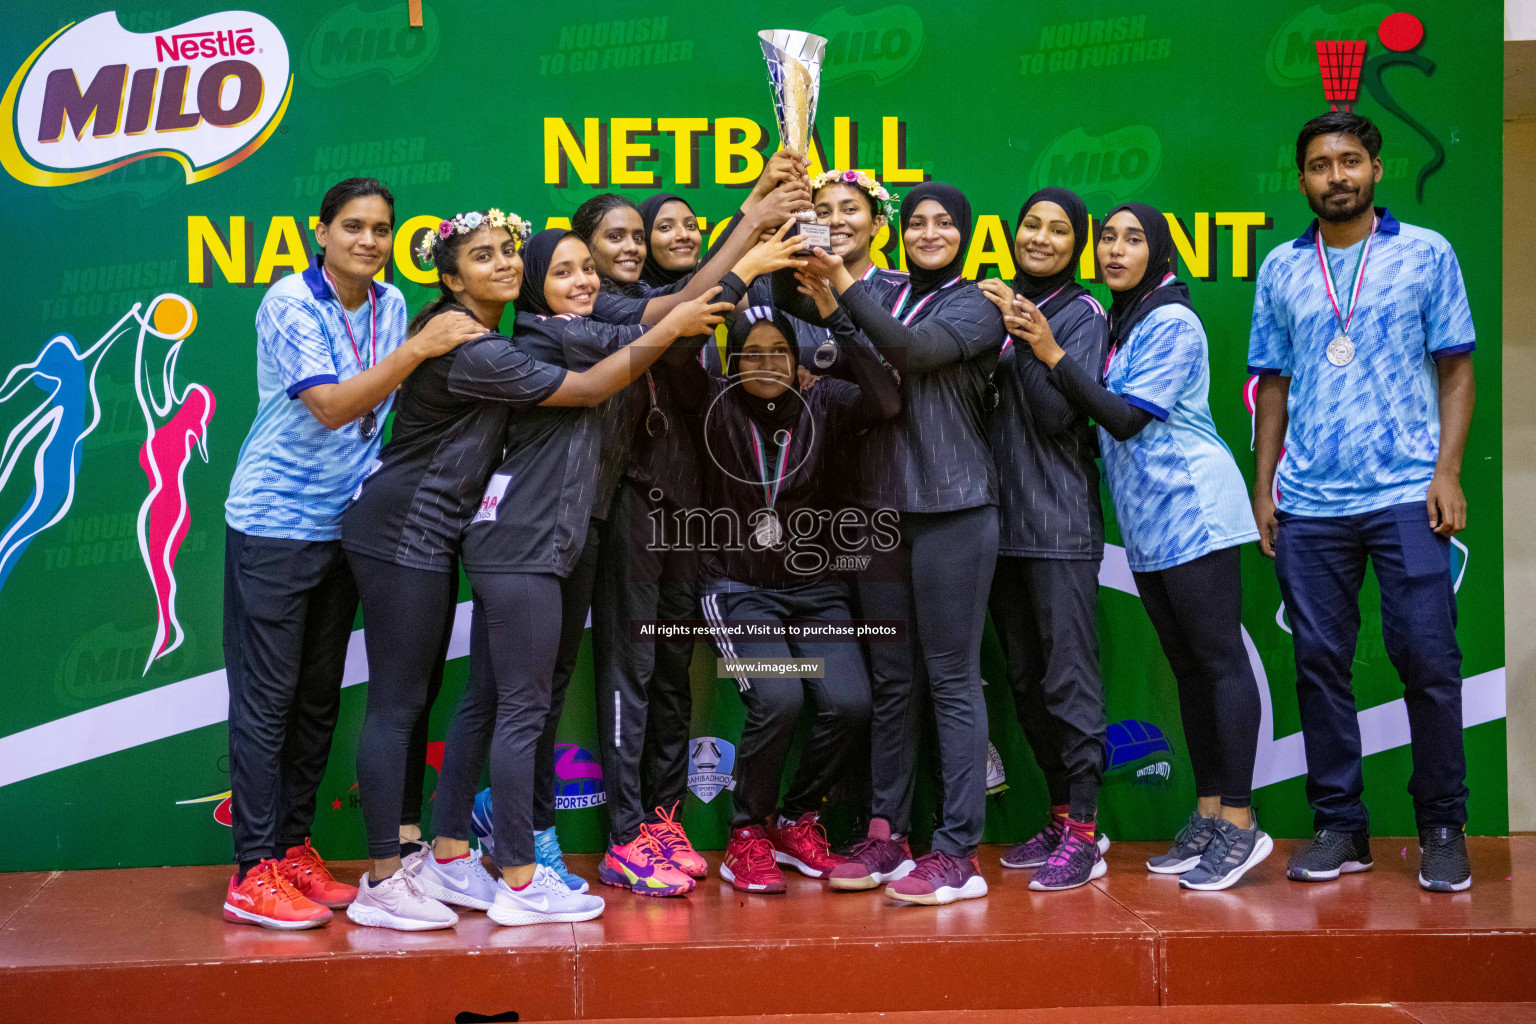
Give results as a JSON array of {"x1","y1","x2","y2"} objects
[
  {"x1": 1243, "y1": 375, "x2": 1283, "y2": 504},
  {"x1": 134, "y1": 296, "x2": 215, "y2": 674},
  {"x1": 553, "y1": 743, "x2": 607, "y2": 809},
  {"x1": 1243, "y1": 375, "x2": 1260, "y2": 449}
]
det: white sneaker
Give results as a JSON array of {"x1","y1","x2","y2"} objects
[
  {"x1": 407, "y1": 848, "x2": 500, "y2": 911},
  {"x1": 346, "y1": 869, "x2": 460, "y2": 931},
  {"x1": 487, "y1": 864, "x2": 605, "y2": 926}
]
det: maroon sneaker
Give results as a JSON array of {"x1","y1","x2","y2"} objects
[
  {"x1": 720, "y1": 825, "x2": 786, "y2": 894},
  {"x1": 765, "y1": 812, "x2": 845, "y2": 879},
  {"x1": 886, "y1": 851, "x2": 988, "y2": 906},
  {"x1": 829, "y1": 834, "x2": 915, "y2": 891}
]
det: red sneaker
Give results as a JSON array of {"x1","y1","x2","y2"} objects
[
  {"x1": 720, "y1": 825, "x2": 785, "y2": 894},
  {"x1": 765, "y1": 812, "x2": 846, "y2": 879},
  {"x1": 279, "y1": 839, "x2": 357, "y2": 908},
  {"x1": 223, "y1": 859, "x2": 332, "y2": 929},
  {"x1": 647, "y1": 803, "x2": 707, "y2": 879}
]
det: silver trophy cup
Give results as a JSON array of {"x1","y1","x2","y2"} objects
[{"x1": 758, "y1": 29, "x2": 831, "y2": 249}]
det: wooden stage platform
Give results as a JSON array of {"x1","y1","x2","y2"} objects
[{"x1": 3, "y1": 838, "x2": 1534, "y2": 1022}]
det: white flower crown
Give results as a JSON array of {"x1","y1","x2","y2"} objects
[
  {"x1": 414, "y1": 209, "x2": 532, "y2": 267},
  {"x1": 809, "y1": 169, "x2": 898, "y2": 221}
]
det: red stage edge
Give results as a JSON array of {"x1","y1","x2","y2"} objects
[{"x1": 2, "y1": 838, "x2": 1534, "y2": 1022}]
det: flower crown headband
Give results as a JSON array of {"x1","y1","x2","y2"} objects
[
  {"x1": 414, "y1": 209, "x2": 532, "y2": 267},
  {"x1": 809, "y1": 169, "x2": 899, "y2": 222}
]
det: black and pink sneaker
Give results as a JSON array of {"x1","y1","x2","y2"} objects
[
  {"x1": 1029, "y1": 829, "x2": 1106, "y2": 891},
  {"x1": 1004, "y1": 817, "x2": 1112, "y2": 870},
  {"x1": 885, "y1": 851, "x2": 988, "y2": 905},
  {"x1": 1001, "y1": 817, "x2": 1067, "y2": 869}
]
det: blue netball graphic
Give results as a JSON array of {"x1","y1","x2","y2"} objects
[
  {"x1": 553, "y1": 743, "x2": 606, "y2": 810},
  {"x1": 1104, "y1": 719, "x2": 1174, "y2": 785}
]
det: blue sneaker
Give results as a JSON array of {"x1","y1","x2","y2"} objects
[
  {"x1": 470, "y1": 788, "x2": 495, "y2": 857},
  {"x1": 536, "y1": 826, "x2": 590, "y2": 894}
]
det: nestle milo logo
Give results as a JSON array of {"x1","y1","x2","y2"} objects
[
  {"x1": 2, "y1": 11, "x2": 290, "y2": 189},
  {"x1": 57, "y1": 621, "x2": 198, "y2": 704},
  {"x1": 1266, "y1": 3, "x2": 1392, "y2": 86},
  {"x1": 304, "y1": 2, "x2": 439, "y2": 85},
  {"x1": 1031, "y1": 125, "x2": 1160, "y2": 207},
  {"x1": 810, "y1": 5, "x2": 923, "y2": 83}
]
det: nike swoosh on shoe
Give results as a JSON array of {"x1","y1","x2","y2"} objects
[
  {"x1": 615, "y1": 855, "x2": 654, "y2": 879},
  {"x1": 439, "y1": 870, "x2": 473, "y2": 891}
]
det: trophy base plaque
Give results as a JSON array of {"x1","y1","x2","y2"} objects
[{"x1": 790, "y1": 220, "x2": 831, "y2": 251}]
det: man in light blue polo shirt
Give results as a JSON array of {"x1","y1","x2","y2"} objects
[
  {"x1": 1248, "y1": 113, "x2": 1477, "y2": 894},
  {"x1": 221, "y1": 177, "x2": 480, "y2": 929}
]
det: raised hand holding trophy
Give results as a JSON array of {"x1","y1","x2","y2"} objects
[{"x1": 758, "y1": 29, "x2": 831, "y2": 250}]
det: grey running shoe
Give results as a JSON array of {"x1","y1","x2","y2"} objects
[
  {"x1": 1179, "y1": 817, "x2": 1274, "y2": 891},
  {"x1": 1147, "y1": 812, "x2": 1217, "y2": 874},
  {"x1": 1417, "y1": 827, "x2": 1472, "y2": 893},
  {"x1": 1287, "y1": 829, "x2": 1373, "y2": 882}
]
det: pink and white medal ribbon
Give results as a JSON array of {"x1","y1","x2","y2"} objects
[
  {"x1": 1000, "y1": 283, "x2": 1067, "y2": 354},
  {"x1": 748, "y1": 422, "x2": 792, "y2": 548},
  {"x1": 1315, "y1": 215, "x2": 1377, "y2": 367},
  {"x1": 322, "y1": 266, "x2": 381, "y2": 439},
  {"x1": 889, "y1": 274, "x2": 963, "y2": 324}
]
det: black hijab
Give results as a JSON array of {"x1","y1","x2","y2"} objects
[
  {"x1": 1012, "y1": 187, "x2": 1089, "y2": 319},
  {"x1": 1099, "y1": 201, "x2": 1193, "y2": 353},
  {"x1": 639, "y1": 193, "x2": 698, "y2": 289},
  {"x1": 726, "y1": 307, "x2": 802, "y2": 433},
  {"x1": 900, "y1": 181, "x2": 973, "y2": 297},
  {"x1": 514, "y1": 228, "x2": 580, "y2": 320}
]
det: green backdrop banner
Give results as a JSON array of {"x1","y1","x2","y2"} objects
[{"x1": 0, "y1": 0, "x2": 1506, "y2": 871}]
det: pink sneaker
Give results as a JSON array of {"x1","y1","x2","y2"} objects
[{"x1": 647, "y1": 803, "x2": 707, "y2": 879}]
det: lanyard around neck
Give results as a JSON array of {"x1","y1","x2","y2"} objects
[
  {"x1": 322, "y1": 267, "x2": 377, "y2": 371},
  {"x1": 1315, "y1": 215, "x2": 1378, "y2": 338},
  {"x1": 747, "y1": 422, "x2": 792, "y2": 511},
  {"x1": 999, "y1": 283, "x2": 1067, "y2": 353},
  {"x1": 889, "y1": 274, "x2": 962, "y2": 324}
]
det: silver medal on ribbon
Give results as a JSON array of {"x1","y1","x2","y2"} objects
[
  {"x1": 813, "y1": 335, "x2": 837, "y2": 369},
  {"x1": 754, "y1": 510, "x2": 784, "y2": 548},
  {"x1": 1325, "y1": 334, "x2": 1355, "y2": 367}
]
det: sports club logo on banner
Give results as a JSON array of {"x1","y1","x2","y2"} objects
[
  {"x1": 553, "y1": 743, "x2": 606, "y2": 810},
  {"x1": 687, "y1": 736, "x2": 735, "y2": 803},
  {"x1": 1, "y1": 295, "x2": 215, "y2": 673},
  {"x1": 1104, "y1": 719, "x2": 1173, "y2": 787},
  {"x1": 1, "y1": 10, "x2": 292, "y2": 188}
]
